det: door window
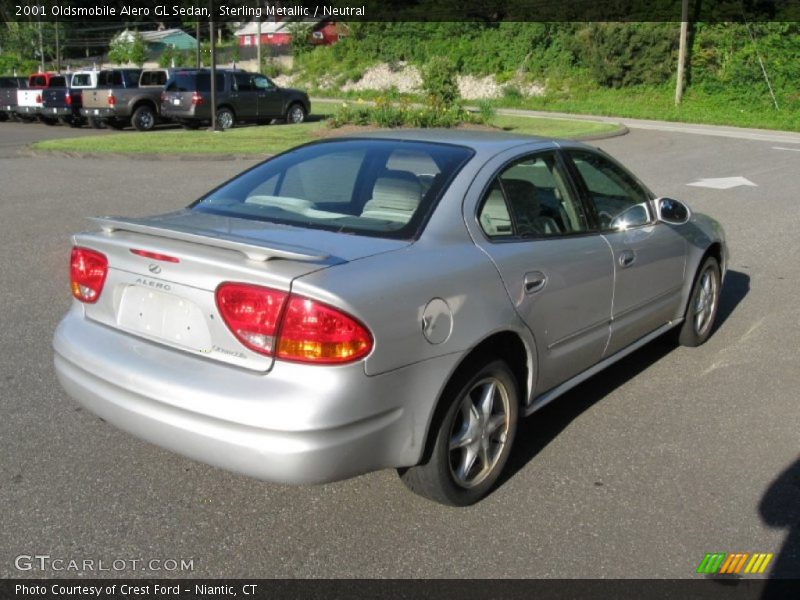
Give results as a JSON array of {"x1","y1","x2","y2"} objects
[
  {"x1": 234, "y1": 73, "x2": 255, "y2": 92},
  {"x1": 478, "y1": 152, "x2": 590, "y2": 238},
  {"x1": 568, "y1": 150, "x2": 652, "y2": 231}
]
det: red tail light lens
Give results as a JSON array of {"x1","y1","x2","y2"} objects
[
  {"x1": 191, "y1": 92, "x2": 204, "y2": 106},
  {"x1": 130, "y1": 248, "x2": 180, "y2": 263},
  {"x1": 35, "y1": 93, "x2": 42, "y2": 103},
  {"x1": 216, "y1": 283, "x2": 288, "y2": 355},
  {"x1": 215, "y1": 283, "x2": 373, "y2": 364},
  {"x1": 107, "y1": 93, "x2": 116, "y2": 106},
  {"x1": 277, "y1": 296, "x2": 373, "y2": 364},
  {"x1": 65, "y1": 93, "x2": 72, "y2": 106},
  {"x1": 70, "y1": 247, "x2": 108, "y2": 303}
]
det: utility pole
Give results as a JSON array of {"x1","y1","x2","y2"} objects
[
  {"x1": 196, "y1": 21, "x2": 201, "y2": 68},
  {"x1": 256, "y1": 19, "x2": 262, "y2": 74},
  {"x1": 37, "y1": 20, "x2": 44, "y2": 72},
  {"x1": 675, "y1": 0, "x2": 689, "y2": 106},
  {"x1": 209, "y1": 8, "x2": 220, "y2": 131},
  {"x1": 55, "y1": 20, "x2": 61, "y2": 72}
]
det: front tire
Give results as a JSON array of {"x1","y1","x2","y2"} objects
[
  {"x1": 399, "y1": 359, "x2": 519, "y2": 506},
  {"x1": 677, "y1": 256, "x2": 721, "y2": 347},
  {"x1": 285, "y1": 102, "x2": 306, "y2": 124}
]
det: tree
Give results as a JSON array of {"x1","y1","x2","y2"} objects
[
  {"x1": 107, "y1": 36, "x2": 132, "y2": 65},
  {"x1": 129, "y1": 32, "x2": 147, "y2": 67}
]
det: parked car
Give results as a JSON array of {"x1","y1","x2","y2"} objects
[
  {"x1": 0, "y1": 76, "x2": 27, "y2": 121},
  {"x1": 15, "y1": 72, "x2": 68, "y2": 123},
  {"x1": 160, "y1": 68, "x2": 310, "y2": 130},
  {"x1": 41, "y1": 70, "x2": 98, "y2": 127},
  {"x1": 80, "y1": 68, "x2": 171, "y2": 131},
  {"x1": 53, "y1": 132, "x2": 727, "y2": 506}
]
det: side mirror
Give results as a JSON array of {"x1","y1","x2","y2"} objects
[
  {"x1": 610, "y1": 203, "x2": 650, "y2": 231},
  {"x1": 656, "y1": 197, "x2": 691, "y2": 225}
]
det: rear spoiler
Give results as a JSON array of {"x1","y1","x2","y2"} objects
[{"x1": 91, "y1": 216, "x2": 330, "y2": 262}]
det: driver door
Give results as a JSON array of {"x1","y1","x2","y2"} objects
[
  {"x1": 564, "y1": 149, "x2": 687, "y2": 355},
  {"x1": 254, "y1": 75, "x2": 283, "y2": 119}
]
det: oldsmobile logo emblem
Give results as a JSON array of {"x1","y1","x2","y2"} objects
[{"x1": 148, "y1": 264, "x2": 162, "y2": 274}]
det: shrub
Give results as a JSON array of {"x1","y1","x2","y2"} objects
[
  {"x1": 422, "y1": 56, "x2": 461, "y2": 109},
  {"x1": 158, "y1": 46, "x2": 175, "y2": 68}
]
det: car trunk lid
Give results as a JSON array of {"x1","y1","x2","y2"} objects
[{"x1": 74, "y1": 210, "x2": 409, "y2": 372}]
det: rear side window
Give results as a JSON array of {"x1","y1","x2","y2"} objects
[
  {"x1": 193, "y1": 140, "x2": 473, "y2": 239},
  {"x1": 140, "y1": 71, "x2": 167, "y2": 86},
  {"x1": 166, "y1": 73, "x2": 224, "y2": 93}
]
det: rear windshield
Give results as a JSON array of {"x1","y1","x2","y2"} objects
[
  {"x1": 29, "y1": 75, "x2": 47, "y2": 87},
  {"x1": 0, "y1": 77, "x2": 23, "y2": 88},
  {"x1": 166, "y1": 72, "x2": 225, "y2": 93},
  {"x1": 71, "y1": 73, "x2": 93, "y2": 87},
  {"x1": 49, "y1": 76, "x2": 67, "y2": 87},
  {"x1": 192, "y1": 139, "x2": 474, "y2": 239}
]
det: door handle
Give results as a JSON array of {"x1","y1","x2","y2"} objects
[
  {"x1": 619, "y1": 250, "x2": 636, "y2": 268},
  {"x1": 524, "y1": 271, "x2": 547, "y2": 294}
]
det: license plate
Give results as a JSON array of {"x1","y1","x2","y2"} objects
[
  {"x1": 172, "y1": 98, "x2": 181, "y2": 106},
  {"x1": 117, "y1": 286, "x2": 212, "y2": 353}
]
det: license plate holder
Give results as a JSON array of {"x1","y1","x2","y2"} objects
[{"x1": 117, "y1": 286, "x2": 212, "y2": 353}]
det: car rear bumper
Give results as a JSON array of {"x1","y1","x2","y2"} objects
[
  {"x1": 41, "y1": 106, "x2": 74, "y2": 117},
  {"x1": 15, "y1": 106, "x2": 41, "y2": 115},
  {"x1": 80, "y1": 107, "x2": 118, "y2": 118},
  {"x1": 53, "y1": 309, "x2": 455, "y2": 484}
]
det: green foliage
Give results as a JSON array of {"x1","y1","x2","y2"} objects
[
  {"x1": 200, "y1": 42, "x2": 211, "y2": 67},
  {"x1": 158, "y1": 45, "x2": 175, "y2": 68},
  {"x1": 107, "y1": 37, "x2": 133, "y2": 65},
  {"x1": 129, "y1": 33, "x2": 147, "y2": 67},
  {"x1": 475, "y1": 101, "x2": 496, "y2": 124},
  {"x1": 328, "y1": 96, "x2": 475, "y2": 130},
  {"x1": 574, "y1": 23, "x2": 678, "y2": 88},
  {"x1": 421, "y1": 56, "x2": 460, "y2": 109}
]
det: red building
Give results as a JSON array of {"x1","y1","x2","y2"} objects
[{"x1": 234, "y1": 20, "x2": 347, "y2": 47}]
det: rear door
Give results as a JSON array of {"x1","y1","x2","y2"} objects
[
  {"x1": 471, "y1": 149, "x2": 614, "y2": 394},
  {"x1": 564, "y1": 148, "x2": 687, "y2": 355},
  {"x1": 254, "y1": 75, "x2": 283, "y2": 118},
  {"x1": 232, "y1": 72, "x2": 259, "y2": 120}
]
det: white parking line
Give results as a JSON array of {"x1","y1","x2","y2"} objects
[{"x1": 773, "y1": 146, "x2": 800, "y2": 152}]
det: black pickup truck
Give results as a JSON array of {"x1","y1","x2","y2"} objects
[
  {"x1": 0, "y1": 77, "x2": 29, "y2": 121},
  {"x1": 41, "y1": 71, "x2": 98, "y2": 127}
]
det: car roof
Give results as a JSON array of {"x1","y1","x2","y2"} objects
[{"x1": 342, "y1": 128, "x2": 583, "y2": 153}]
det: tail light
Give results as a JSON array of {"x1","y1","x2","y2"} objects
[
  {"x1": 191, "y1": 92, "x2": 203, "y2": 106},
  {"x1": 215, "y1": 283, "x2": 372, "y2": 364},
  {"x1": 160, "y1": 91, "x2": 166, "y2": 103},
  {"x1": 107, "y1": 92, "x2": 116, "y2": 106},
  {"x1": 70, "y1": 247, "x2": 108, "y2": 304},
  {"x1": 35, "y1": 93, "x2": 42, "y2": 103},
  {"x1": 65, "y1": 93, "x2": 72, "y2": 106}
]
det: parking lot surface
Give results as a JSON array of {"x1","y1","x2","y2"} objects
[{"x1": 0, "y1": 122, "x2": 798, "y2": 578}]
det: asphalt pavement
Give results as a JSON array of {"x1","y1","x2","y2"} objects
[{"x1": 0, "y1": 120, "x2": 798, "y2": 579}]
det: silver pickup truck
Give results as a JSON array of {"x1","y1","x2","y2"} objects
[{"x1": 80, "y1": 68, "x2": 173, "y2": 131}]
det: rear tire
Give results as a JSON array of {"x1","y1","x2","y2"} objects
[
  {"x1": 132, "y1": 105, "x2": 156, "y2": 131},
  {"x1": 399, "y1": 359, "x2": 519, "y2": 506},
  {"x1": 87, "y1": 117, "x2": 104, "y2": 129},
  {"x1": 677, "y1": 256, "x2": 721, "y2": 347},
  {"x1": 216, "y1": 107, "x2": 235, "y2": 130},
  {"x1": 40, "y1": 116, "x2": 58, "y2": 126}
]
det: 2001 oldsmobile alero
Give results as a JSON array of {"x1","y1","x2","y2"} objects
[{"x1": 54, "y1": 131, "x2": 727, "y2": 505}]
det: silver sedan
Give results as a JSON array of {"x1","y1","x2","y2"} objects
[{"x1": 54, "y1": 131, "x2": 727, "y2": 505}]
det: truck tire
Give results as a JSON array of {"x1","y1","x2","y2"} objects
[
  {"x1": 88, "y1": 117, "x2": 104, "y2": 129},
  {"x1": 285, "y1": 103, "x2": 306, "y2": 124},
  {"x1": 132, "y1": 105, "x2": 156, "y2": 132},
  {"x1": 216, "y1": 107, "x2": 235, "y2": 130}
]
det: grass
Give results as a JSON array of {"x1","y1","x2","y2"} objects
[
  {"x1": 30, "y1": 109, "x2": 621, "y2": 156},
  {"x1": 492, "y1": 84, "x2": 800, "y2": 132}
]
